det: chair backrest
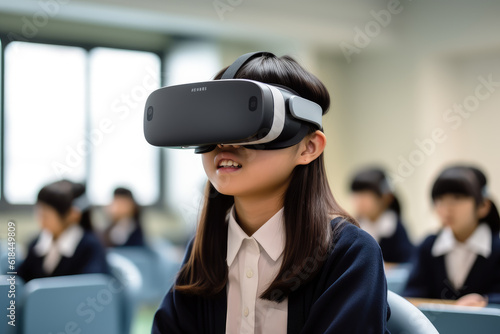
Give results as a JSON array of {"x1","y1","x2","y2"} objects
[
  {"x1": 108, "y1": 247, "x2": 160, "y2": 304},
  {"x1": 149, "y1": 239, "x2": 182, "y2": 292},
  {"x1": 109, "y1": 245, "x2": 181, "y2": 306},
  {"x1": 420, "y1": 304, "x2": 500, "y2": 334},
  {"x1": 385, "y1": 266, "x2": 411, "y2": 295},
  {"x1": 387, "y1": 291, "x2": 439, "y2": 334},
  {"x1": 22, "y1": 274, "x2": 121, "y2": 334},
  {"x1": 1, "y1": 275, "x2": 23, "y2": 334},
  {"x1": 107, "y1": 252, "x2": 143, "y2": 334}
]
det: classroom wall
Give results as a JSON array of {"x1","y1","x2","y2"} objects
[{"x1": 318, "y1": 0, "x2": 500, "y2": 242}]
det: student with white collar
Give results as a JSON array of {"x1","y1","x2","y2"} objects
[
  {"x1": 152, "y1": 53, "x2": 390, "y2": 333},
  {"x1": 403, "y1": 165, "x2": 500, "y2": 306},
  {"x1": 17, "y1": 180, "x2": 109, "y2": 282},
  {"x1": 102, "y1": 187, "x2": 146, "y2": 248},
  {"x1": 350, "y1": 167, "x2": 415, "y2": 263}
]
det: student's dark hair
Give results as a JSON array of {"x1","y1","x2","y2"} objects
[
  {"x1": 432, "y1": 165, "x2": 500, "y2": 233},
  {"x1": 468, "y1": 166, "x2": 500, "y2": 233},
  {"x1": 350, "y1": 167, "x2": 401, "y2": 216},
  {"x1": 37, "y1": 180, "x2": 93, "y2": 231},
  {"x1": 174, "y1": 53, "x2": 357, "y2": 301},
  {"x1": 113, "y1": 187, "x2": 141, "y2": 222}
]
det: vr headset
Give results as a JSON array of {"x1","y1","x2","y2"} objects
[{"x1": 143, "y1": 51, "x2": 323, "y2": 153}]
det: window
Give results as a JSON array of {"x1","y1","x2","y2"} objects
[
  {"x1": 88, "y1": 47, "x2": 160, "y2": 205},
  {"x1": 0, "y1": 38, "x2": 2, "y2": 202},
  {"x1": 4, "y1": 42, "x2": 87, "y2": 204},
  {"x1": 3, "y1": 42, "x2": 161, "y2": 205},
  {"x1": 164, "y1": 43, "x2": 221, "y2": 226}
]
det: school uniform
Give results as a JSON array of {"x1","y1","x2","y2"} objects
[
  {"x1": 17, "y1": 225, "x2": 110, "y2": 282},
  {"x1": 105, "y1": 218, "x2": 146, "y2": 247},
  {"x1": 359, "y1": 210, "x2": 415, "y2": 263},
  {"x1": 403, "y1": 223, "x2": 500, "y2": 304},
  {"x1": 152, "y1": 215, "x2": 390, "y2": 334}
]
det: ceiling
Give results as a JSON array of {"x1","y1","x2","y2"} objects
[{"x1": 0, "y1": 0, "x2": 391, "y2": 50}]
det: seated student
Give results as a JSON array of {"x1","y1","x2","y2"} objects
[
  {"x1": 102, "y1": 187, "x2": 146, "y2": 248},
  {"x1": 152, "y1": 52, "x2": 389, "y2": 333},
  {"x1": 403, "y1": 165, "x2": 500, "y2": 306},
  {"x1": 17, "y1": 180, "x2": 109, "y2": 282},
  {"x1": 350, "y1": 167, "x2": 415, "y2": 263}
]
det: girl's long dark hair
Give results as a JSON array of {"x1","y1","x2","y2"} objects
[
  {"x1": 174, "y1": 54, "x2": 356, "y2": 301},
  {"x1": 350, "y1": 167, "x2": 401, "y2": 216},
  {"x1": 37, "y1": 180, "x2": 93, "y2": 231},
  {"x1": 432, "y1": 165, "x2": 500, "y2": 233}
]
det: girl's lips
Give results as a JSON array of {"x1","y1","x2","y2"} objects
[
  {"x1": 215, "y1": 152, "x2": 242, "y2": 169},
  {"x1": 216, "y1": 159, "x2": 242, "y2": 174},
  {"x1": 214, "y1": 152, "x2": 243, "y2": 174},
  {"x1": 216, "y1": 166, "x2": 242, "y2": 174}
]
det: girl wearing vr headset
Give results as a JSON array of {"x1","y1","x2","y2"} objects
[
  {"x1": 152, "y1": 52, "x2": 390, "y2": 333},
  {"x1": 350, "y1": 167, "x2": 415, "y2": 264},
  {"x1": 403, "y1": 165, "x2": 500, "y2": 306},
  {"x1": 17, "y1": 180, "x2": 109, "y2": 282}
]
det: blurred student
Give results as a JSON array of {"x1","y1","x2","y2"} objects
[
  {"x1": 17, "y1": 180, "x2": 109, "y2": 282},
  {"x1": 350, "y1": 167, "x2": 415, "y2": 263},
  {"x1": 102, "y1": 187, "x2": 146, "y2": 248},
  {"x1": 404, "y1": 165, "x2": 500, "y2": 306}
]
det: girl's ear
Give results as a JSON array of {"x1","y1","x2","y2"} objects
[
  {"x1": 296, "y1": 130, "x2": 327, "y2": 165},
  {"x1": 477, "y1": 199, "x2": 492, "y2": 220}
]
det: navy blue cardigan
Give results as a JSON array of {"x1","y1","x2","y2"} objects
[
  {"x1": 379, "y1": 218, "x2": 415, "y2": 263},
  {"x1": 103, "y1": 220, "x2": 146, "y2": 247},
  {"x1": 120, "y1": 224, "x2": 146, "y2": 247},
  {"x1": 17, "y1": 230, "x2": 110, "y2": 282},
  {"x1": 152, "y1": 219, "x2": 390, "y2": 333},
  {"x1": 403, "y1": 229, "x2": 500, "y2": 304}
]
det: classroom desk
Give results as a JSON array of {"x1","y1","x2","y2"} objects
[
  {"x1": 406, "y1": 298, "x2": 500, "y2": 310},
  {"x1": 405, "y1": 298, "x2": 459, "y2": 307}
]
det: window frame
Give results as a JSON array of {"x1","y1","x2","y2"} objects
[{"x1": 0, "y1": 34, "x2": 167, "y2": 212}]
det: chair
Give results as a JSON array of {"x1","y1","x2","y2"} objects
[
  {"x1": 149, "y1": 238, "x2": 182, "y2": 293},
  {"x1": 1, "y1": 275, "x2": 24, "y2": 334},
  {"x1": 385, "y1": 265, "x2": 411, "y2": 295},
  {"x1": 109, "y1": 243, "x2": 181, "y2": 306},
  {"x1": 107, "y1": 252, "x2": 143, "y2": 334},
  {"x1": 387, "y1": 291, "x2": 439, "y2": 334},
  {"x1": 419, "y1": 303, "x2": 500, "y2": 334},
  {"x1": 22, "y1": 274, "x2": 121, "y2": 334}
]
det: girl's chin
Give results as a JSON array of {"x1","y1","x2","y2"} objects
[{"x1": 211, "y1": 184, "x2": 253, "y2": 198}]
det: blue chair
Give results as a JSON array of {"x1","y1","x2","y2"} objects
[
  {"x1": 149, "y1": 238, "x2": 182, "y2": 292},
  {"x1": 385, "y1": 265, "x2": 411, "y2": 295},
  {"x1": 387, "y1": 291, "x2": 438, "y2": 334},
  {"x1": 1, "y1": 275, "x2": 24, "y2": 334},
  {"x1": 22, "y1": 274, "x2": 121, "y2": 334},
  {"x1": 107, "y1": 252, "x2": 143, "y2": 334},
  {"x1": 109, "y1": 243, "x2": 181, "y2": 306},
  {"x1": 419, "y1": 304, "x2": 500, "y2": 334}
]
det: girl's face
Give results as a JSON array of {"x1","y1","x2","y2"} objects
[
  {"x1": 351, "y1": 191, "x2": 382, "y2": 220},
  {"x1": 108, "y1": 196, "x2": 135, "y2": 222},
  {"x1": 351, "y1": 191, "x2": 383, "y2": 221},
  {"x1": 35, "y1": 203, "x2": 67, "y2": 238},
  {"x1": 202, "y1": 144, "x2": 302, "y2": 199},
  {"x1": 434, "y1": 194, "x2": 478, "y2": 234}
]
